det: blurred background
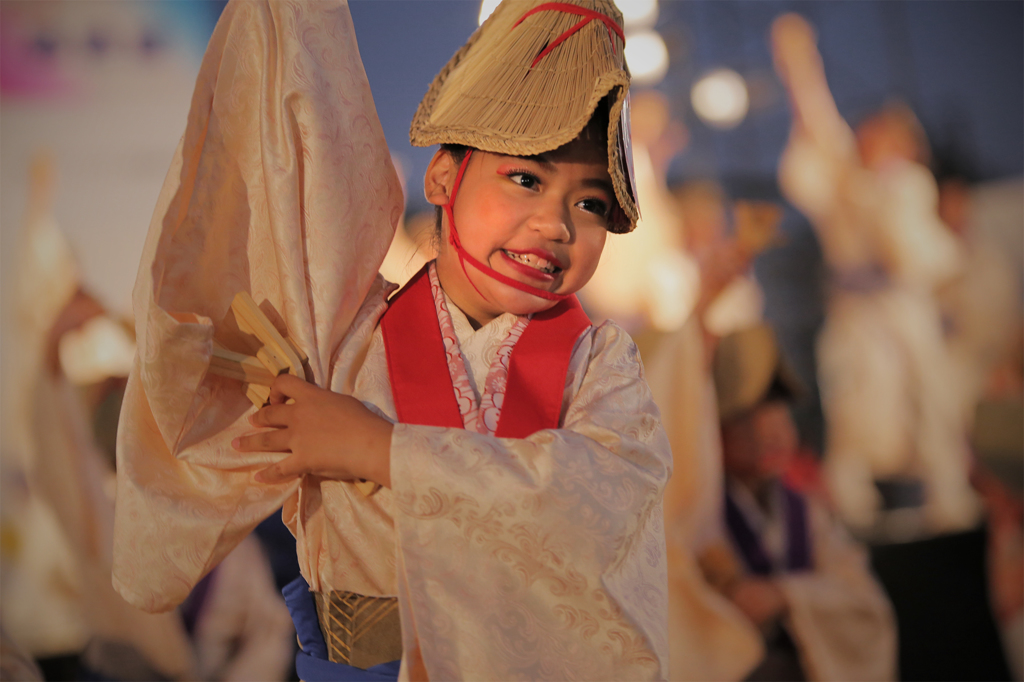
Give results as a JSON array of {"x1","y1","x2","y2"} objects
[{"x1": 1, "y1": 1, "x2": 1020, "y2": 681}]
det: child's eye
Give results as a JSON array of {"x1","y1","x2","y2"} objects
[
  {"x1": 506, "y1": 171, "x2": 540, "y2": 190},
  {"x1": 577, "y1": 197, "x2": 609, "y2": 218}
]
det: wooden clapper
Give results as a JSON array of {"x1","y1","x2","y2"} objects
[{"x1": 208, "y1": 291, "x2": 378, "y2": 496}]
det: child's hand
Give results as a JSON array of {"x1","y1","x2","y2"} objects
[
  {"x1": 727, "y1": 577, "x2": 788, "y2": 626},
  {"x1": 232, "y1": 374, "x2": 393, "y2": 488}
]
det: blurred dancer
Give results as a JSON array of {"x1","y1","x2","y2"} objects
[
  {"x1": 4, "y1": 155, "x2": 294, "y2": 681},
  {"x1": 582, "y1": 90, "x2": 693, "y2": 332},
  {"x1": 674, "y1": 182, "x2": 779, "y2": 342},
  {"x1": 937, "y1": 168, "x2": 1024, "y2": 675},
  {"x1": 772, "y1": 14, "x2": 977, "y2": 536},
  {"x1": 0, "y1": 628, "x2": 43, "y2": 682},
  {"x1": 378, "y1": 210, "x2": 436, "y2": 291},
  {"x1": 182, "y1": 536, "x2": 295, "y2": 682},
  {"x1": 2, "y1": 154, "x2": 196, "y2": 680},
  {"x1": 709, "y1": 325, "x2": 897, "y2": 682},
  {"x1": 600, "y1": 95, "x2": 770, "y2": 680}
]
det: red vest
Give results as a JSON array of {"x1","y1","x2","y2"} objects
[{"x1": 380, "y1": 267, "x2": 591, "y2": 438}]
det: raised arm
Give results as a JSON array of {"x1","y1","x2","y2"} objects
[
  {"x1": 113, "y1": 0, "x2": 402, "y2": 612},
  {"x1": 771, "y1": 13, "x2": 856, "y2": 160}
]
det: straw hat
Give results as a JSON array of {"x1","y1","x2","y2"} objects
[
  {"x1": 410, "y1": 0, "x2": 638, "y2": 233},
  {"x1": 713, "y1": 324, "x2": 804, "y2": 423}
]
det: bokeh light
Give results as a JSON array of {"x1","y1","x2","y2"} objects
[
  {"x1": 690, "y1": 68, "x2": 749, "y2": 129},
  {"x1": 614, "y1": 0, "x2": 659, "y2": 30},
  {"x1": 625, "y1": 30, "x2": 668, "y2": 87}
]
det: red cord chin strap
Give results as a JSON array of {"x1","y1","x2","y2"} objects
[{"x1": 444, "y1": 150, "x2": 571, "y2": 302}]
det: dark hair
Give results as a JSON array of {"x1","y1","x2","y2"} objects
[
  {"x1": 433, "y1": 144, "x2": 471, "y2": 243},
  {"x1": 719, "y1": 374, "x2": 797, "y2": 429},
  {"x1": 762, "y1": 375, "x2": 797, "y2": 405}
]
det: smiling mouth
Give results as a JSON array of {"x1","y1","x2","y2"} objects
[{"x1": 501, "y1": 249, "x2": 562, "y2": 275}]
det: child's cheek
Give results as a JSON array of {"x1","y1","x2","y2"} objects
[{"x1": 473, "y1": 192, "x2": 520, "y2": 250}]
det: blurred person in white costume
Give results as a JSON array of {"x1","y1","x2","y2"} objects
[
  {"x1": 772, "y1": 14, "x2": 977, "y2": 537},
  {"x1": 1, "y1": 154, "x2": 195, "y2": 680},
  {"x1": 2, "y1": 155, "x2": 293, "y2": 682}
]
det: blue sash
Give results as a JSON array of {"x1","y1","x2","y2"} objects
[{"x1": 282, "y1": 576, "x2": 401, "y2": 682}]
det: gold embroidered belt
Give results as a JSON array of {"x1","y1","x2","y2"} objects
[{"x1": 314, "y1": 590, "x2": 402, "y2": 669}]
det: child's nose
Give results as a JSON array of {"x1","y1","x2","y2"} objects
[{"x1": 528, "y1": 203, "x2": 571, "y2": 242}]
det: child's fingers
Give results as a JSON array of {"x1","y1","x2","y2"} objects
[
  {"x1": 250, "y1": 403, "x2": 292, "y2": 428},
  {"x1": 232, "y1": 428, "x2": 291, "y2": 453},
  {"x1": 268, "y1": 373, "x2": 309, "y2": 405},
  {"x1": 254, "y1": 457, "x2": 302, "y2": 484}
]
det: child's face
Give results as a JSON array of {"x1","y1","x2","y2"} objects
[
  {"x1": 721, "y1": 401, "x2": 798, "y2": 487},
  {"x1": 426, "y1": 137, "x2": 612, "y2": 326}
]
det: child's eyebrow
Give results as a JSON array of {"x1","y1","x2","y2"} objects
[
  {"x1": 582, "y1": 178, "x2": 615, "y2": 195},
  {"x1": 519, "y1": 153, "x2": 554, "y2": 169}
]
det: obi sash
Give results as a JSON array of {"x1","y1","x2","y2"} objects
[
  {"x1": 832, "y1": 262, "x2": 890, "y2": 294},
  {"x1": 380, "y1": 265, "x2": 591, "y2": 436},
  {"x1": 725, "y1": 484, "x2": 812, "y2": 576},
  {"x1": 283, "y1": 576, "x2": 401, "y2": 682}
]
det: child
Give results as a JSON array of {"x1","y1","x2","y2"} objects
[
  {"x1": 112, "y1": 1, "x2": 671, "y2": 680},
  {"x1": 707, "y1": 325, "x2": 896, "y2": 681}
]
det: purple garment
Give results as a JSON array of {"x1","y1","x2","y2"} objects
[{"x1": 725, "y1": 484, "x2": 812, "y2": 576}]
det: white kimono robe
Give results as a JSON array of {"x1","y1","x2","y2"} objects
[
  {"x1": 115, "y1": 275, "x2": 672, "y2": 681},
  {"x1": 111, "y1": 1, "x2": 671, "y2": 679}
]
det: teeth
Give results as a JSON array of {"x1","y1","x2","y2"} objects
[{"x1": 505, "y1": 250, "x2": 557, "y2": 274}]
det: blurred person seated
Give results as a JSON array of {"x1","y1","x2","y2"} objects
[
  {"x1": 971, "y1": 466, "x2": 1024, "y2": 682},
  {"x1": 701, "y1": 325, "x2": 897, "y2": 682}
]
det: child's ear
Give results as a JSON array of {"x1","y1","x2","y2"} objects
[{"x1": 424, "y1": 150, "x2": 455, "y2": 207}]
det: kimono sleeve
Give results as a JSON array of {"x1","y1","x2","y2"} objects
[
  {"x1": 390, "y1": 321, "x2": 671, "y2": 681},
  {"x1": 112, "y1": 0, "x2": 402, "y2": 613}
]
